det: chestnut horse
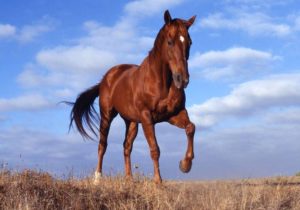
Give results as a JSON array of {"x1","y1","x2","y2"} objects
[{"x1": 68, "y1": 10, "x2": 196, "y2": 184}]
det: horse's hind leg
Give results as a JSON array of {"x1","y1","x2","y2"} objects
[
  {"x1": 168, "y1": 109, "x2": 195, "y2": 173},
  {"x1": 94, "y1": 108, "x2": 117, "y2": 183},
  {"x1": 123, "y1": 120, "x2": 138, "y2": 178}
]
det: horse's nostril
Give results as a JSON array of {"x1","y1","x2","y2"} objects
[
  {"x1": 185, "y1": 78, "x2": 189, "y2": 84},
  {"x1": 184, "y1": 79, "x2": 189, "y2": 88},
  {"x1": 176, "y1": 74, "x2": 181, "y2": 82},
  {"x1": 172, "y1": 73, "x2": 183, "y2": 89},
  {"x1": 173, "y1": 73, "x2": 182, "y2": 82}
]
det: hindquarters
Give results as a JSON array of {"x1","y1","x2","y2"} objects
[{"x1": 67, "y1": 64, "x2": 139, "y2": 140}]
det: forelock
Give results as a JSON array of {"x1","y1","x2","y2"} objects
[{"x1": 169, "y1": 19, "x2": 189, "y2": 36}]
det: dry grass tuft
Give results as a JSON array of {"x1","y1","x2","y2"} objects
[{"x1": 0, "y1": 169, "x2": 300, "y2": 210}]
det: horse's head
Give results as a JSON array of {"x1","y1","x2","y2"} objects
[{"x1": 160, "y1": 10, "x2": 196, "y2": 89}]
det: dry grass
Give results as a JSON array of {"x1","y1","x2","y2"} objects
[{"x1": 0, "y1": 169, "x2": 300, "y2": 210}]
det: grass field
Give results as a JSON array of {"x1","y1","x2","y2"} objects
[{"x1": 1, "y1": 169, "x2": 300, "y2": 210}]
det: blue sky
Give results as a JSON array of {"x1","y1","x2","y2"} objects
[{"x1": 1, "y1": 0, "x2": 300, "y2": 180}]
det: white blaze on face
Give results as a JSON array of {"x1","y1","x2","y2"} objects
[{"x1": 179, "y1": 35, "x2": 185, "y2": 43}]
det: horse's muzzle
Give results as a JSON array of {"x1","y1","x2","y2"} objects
[
  {"x1": 173, "y1": 73, "x2": 189, "y2": 89},
  {"x1": 184, "y1": 78, "x2": 189, "y2": 88}
]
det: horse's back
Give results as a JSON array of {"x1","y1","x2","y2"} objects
[
  {"x1": 101, "y1": 64, "x2": 138, "y2": 88},
  {"x1": 99, "y1": 64, "x2": 140, "y2": 120}
]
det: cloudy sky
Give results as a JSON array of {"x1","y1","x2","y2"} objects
[{"x1": 1, "y1": 0, "x2": 300, "y2": 180}]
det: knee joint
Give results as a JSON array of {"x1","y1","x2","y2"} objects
[
  {"x1": 150, "y1": 147, "x2": 160, "y2": 160},
  {"x1": 124, "y1": 149, "x2": 130, "y2": 157},
  {"x1": 99, "y1": 141, "x2": 107, "y2": 148},
  {"x1": 186, "y1": 122, "x2": 195, "y2": 136},
  {"x1": 123, "y1": 142, "x2": 132, "y2": 156}
]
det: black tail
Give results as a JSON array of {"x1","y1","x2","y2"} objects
[{"x1": 66, "y1": 84, "x2": 100, "y2": 140}]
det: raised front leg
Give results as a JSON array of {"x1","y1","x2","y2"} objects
[
  {"x1": 141, "y1": 111, "x2": 162, "y2": 184},
  {"x1": 156, "y1": 84, "x2": 183, "y2": 113},
  {"x1": 123, "y1": 121, "x2": 138, "y2": 179},
  {"x1": 168, "y1": 109, "x2": 195, "y2": 173}
]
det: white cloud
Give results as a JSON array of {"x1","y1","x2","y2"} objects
[
  {"x1": 18, "y1": 61, "x2": 103, "y2": 92},
  {"x1": 53, "y1": 88, "x2": 74, "y2": 98},
  {"x1": 17, "y1": 66, "x2": 63, "y2": 88},
  {"x1": 189, "y1": 47, "x2": 279, "y2": 80},
  {"x1": 264, "y1": 107, "x2": 300, "y2": 125},
  {"x1": 23, "y1": 45, "x2": 121, "y2": 91},
  {"x1": 0, "y1": 18, "x2": 54, "y2": 42},
  {"x1": 222, "y1": 0, "x2": 292, "y2": 8},
  {"x1": 294, "y1": 16, "x2": 300, "y2": 31},
  {"x1": 0, "y1": 94, "x2": 51, "y2": 112},
  {"x1": 79, "y1": 21, "x2": 153, "y2": 63},
  {"x1": 0, "y1": 126, "x2": 95, "y2": 173},
  {"x1": 36, "y1": 46, "x2": 117, "y2": 73},
  {"x1": 188, "y1": 73, "x2": 300, "y2": 128},
  {"x1": 201, "y1": 12, "x2": 292, "y2": 37},
  {"x1": 197, "y1": 119, "x2": 300, "y2": 178},
  {"x1": 0, "y1": 24, "x2": 16, "y2": 38},
  {"x1": 17, "y1": 24, "x2": 52, "y2": 43},
  {"x1": 124, "y1": 0, "x2": 183, "y2": 17}
]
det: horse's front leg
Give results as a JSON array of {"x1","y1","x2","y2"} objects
[
  {"x1": 141, "y1": 111, "x2": 162, "y2": 184},
  {"x1": 168, "y1": 109, "x2": 195, "y2": 173},
  {"x1": 156, "y1": 85, "x2": 181, "y2": 113},
  {"x1": 156, "y1": 98, "x2": 168, "y2": 113}
]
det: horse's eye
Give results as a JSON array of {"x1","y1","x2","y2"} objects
[{"x1": 167, "y1": 40, "x2": 173, "y2": 46}]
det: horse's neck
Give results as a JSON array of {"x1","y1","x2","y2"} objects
[{"x1": 145, "y1": 51, "x2": 172, "y2": 90}]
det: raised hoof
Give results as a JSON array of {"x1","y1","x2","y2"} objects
[
  {"x1": 179, "y1": 159, "x2": 192, "y2": 173},
  {"x1": 93, "y1": 171, "x2": 102, "y2": 185}
]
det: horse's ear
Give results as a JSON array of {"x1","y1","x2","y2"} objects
[
  {"x1": 186, "y1": 15, "x2": 196, "y2": 28},
  {"x1": 164, "y1": 10, "x2": 172, "y2": 24}
]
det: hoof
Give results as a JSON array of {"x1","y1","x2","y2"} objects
[
  {"x1": 153, "y1": 175, "x2": 162, "y2": 185},
  {"x1": 179, "y1": 159, "x2": 192, "y2": 173},
  {"x1": 154, "y1": 178, "x2": 162, "y2": 185},
  {"x1": 93, "y1": 171, "x2": 102, "y2": 185},
  {"x1": 125, "y1": 175, "x2": 133, "y2": 181}
]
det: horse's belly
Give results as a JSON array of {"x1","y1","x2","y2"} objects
[{"x1": 115, "y1": 102, "x2": 140, "y2": 122}]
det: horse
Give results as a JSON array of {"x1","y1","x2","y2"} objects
[{"x1": 67, "y1": 10, "x2": 196, "y2": 184}]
